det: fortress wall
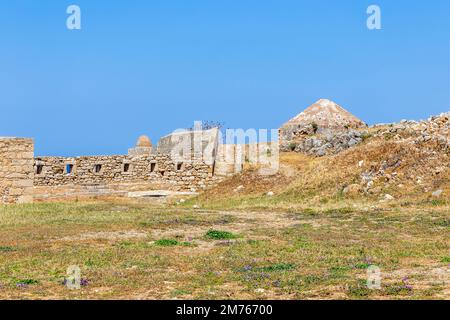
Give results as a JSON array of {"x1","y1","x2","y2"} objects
[
  {"x1": 33, "y1": 154, "x2": 221, "y2": 200},
  {"x1": 215, "y1": 142, "x2": 278, "y2": 176},
  {"x1": 0, "y1": 138, "x2": 34, "y2": 204}
]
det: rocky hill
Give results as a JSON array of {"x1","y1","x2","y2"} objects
[{"x1": 192, "y1": 111, "x2": 450, "y2": 209}]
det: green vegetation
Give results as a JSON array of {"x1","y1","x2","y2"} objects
[
  {"x1": 15, "y1": 279, "x2": 39, "y2": 285},
  {"x1": 154, "y1": 239, "x2": 192, "y2": 247},
  {"x1": 288, "y1": 142, "x2": 297, "y2": 151},
  {"x1": 205, "y1": 229, "x2": 237, "y2": 240},
  {"x1": 257, "y1": 263, "x2": 295, "y2": 272}
]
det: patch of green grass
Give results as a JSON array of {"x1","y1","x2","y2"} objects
[
  {"x1": 154, "y1": 239, "x2": 193, "y2": 247},
  {"x1": 330, "y1": 265, "x2": 352, "y2": 277},
  {"x1": 430, "y1": 199, "x2": 447, "y2": 207},
  {"x1": 15, "y1": 279, "x2": 39, "y2": 285},
  {"x1": 0, "y1": 246, "x2": 17, "y2": 252},
  {"x1": 205, "y1": 229, "x2": 237, "y2": 240},
  {"x1": 441, "y1": 256, "x2": 450, "y2": 263},
  {"x1": 433, "y1": 218, "x2": 449, "y2": 227},
  {"x1": 154, "y1": 239, "x2": 180, "y2": 246},
  {"x1": 257, "y1": 263, "x2": 295, "y2": 272},
  {"x1": 293, "y1": 237, "x2": 313, "y2": 249},
  {"x1": 354, "y1": 263, "x2": 371, "y2": 269}
]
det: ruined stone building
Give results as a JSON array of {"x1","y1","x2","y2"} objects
[{"x1": 0, "y1": 127, "x2": 277, "y2": 204}]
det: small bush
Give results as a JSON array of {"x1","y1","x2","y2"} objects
[
  {"x1": 361, "y1": 132, "x2": 372, "y2": 142},
  {"x1": 0, "y1": 246, "x2": 16, "y2": 252},
  {"x1": 288, "y1": 143, "x2": 297, "y2": 151},
  {"x1": 205, "y1": 230, "x2": 236, "y2": 240}
]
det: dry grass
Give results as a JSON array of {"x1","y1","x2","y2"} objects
[
  {"x1": 189, "y1": 135, "x2": 450, "y2": 211},
  {"x1": 0, "y1": 200, "x2": 448, "y2": 300}
]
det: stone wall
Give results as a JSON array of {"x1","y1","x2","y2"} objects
[
  {"x1": 215, "y1": 142, "x2": 279, "y2": 176},
  {"x1": 157, "y1": 128, "x2": 219, "y2": 165},
  {"x1": 33, "y1": 154, "x2": 220, "y2": 200},
  {"x1": 0, "y1": 138, "x2": 34, "y2": 204}
]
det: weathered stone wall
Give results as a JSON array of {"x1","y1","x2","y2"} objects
[
  {"x1": 0, "y1": 138, "x2": 34, "y2": 204},
  {"x1": 215, "y1": 142, "x2": 278, "y2": 176},
  {"x1": 157, "y1": 128, "x2": 219, "y2": 165},
  {"x1": 33, "y1": 154, "x2": 221, "y2": 200}
]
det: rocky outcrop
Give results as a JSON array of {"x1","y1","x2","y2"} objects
[
  {"x1": 371, "y1": 112, "x2": 450, "y2": 151},
  {"x1": 281, "y1": 130, "x2": 367, "y2": 156}
]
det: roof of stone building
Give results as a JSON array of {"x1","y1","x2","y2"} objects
[
  {"x1": 136, "y1": 135, "x2": 152, "y2": 148},
  {"x1": 281, "y1": 99, "x2": 366, "y2": 130}
]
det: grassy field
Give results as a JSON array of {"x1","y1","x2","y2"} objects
[{"x1": 0, "y1": 199, "x2": 448, "y2": 300}]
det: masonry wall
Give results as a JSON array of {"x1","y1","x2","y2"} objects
[
  {"x1": 33, "y1": 154, "x2": 221, "y2": 200},
  {"x1": 215, "y1": 142, "x2": 279, "y2": 176},
  {"x1": 0, "y1": 138, "x2": 34, "y2": 204}
]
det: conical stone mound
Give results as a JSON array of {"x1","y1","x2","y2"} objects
[{"x1": 282, "y1": 99, "x2": 366, "y2": 131}]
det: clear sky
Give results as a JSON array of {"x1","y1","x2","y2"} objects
[{"x1": 1, "y1": 1, "x2": 450, "y2": 156}]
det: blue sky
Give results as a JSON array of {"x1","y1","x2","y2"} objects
[{"x1": 1, "y1": 1, "x2": 450, "y2": 156}]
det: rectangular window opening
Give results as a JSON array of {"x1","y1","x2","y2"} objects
[
  {"x1": 94, "y1": 164, "x2": 102, "y2": 173},
  {"x1": 150, "y1": 162, "x2": 156, "y2": 173},
  {"x1": 66, "y1": 164, "x2": 74, "y2": 174},
  {"x1": 123, "y1": 163, "x2": 130, "y2": 173},
  {"x1": 36, "y1": 165, "x2": 44, "y2": 175},
  {"x1": 176, "y1": 162, "x2": 183, "y2": 171}
]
